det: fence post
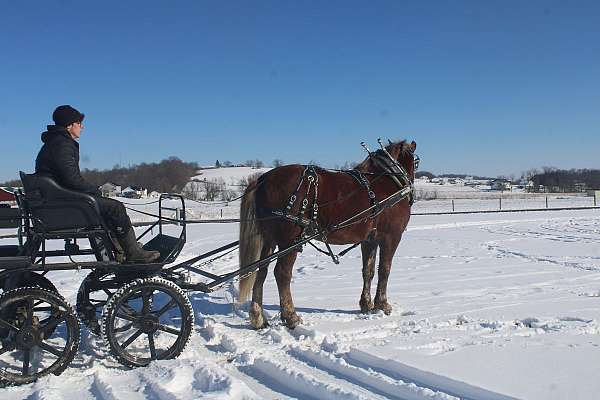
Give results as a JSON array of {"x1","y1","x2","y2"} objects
[
  {"x1": 221, "y1": 209, "x2": 223, "y2": 218},
  {"x1": 452, "y1": 199, "x2": 455, "y2": 212},
  {"x1": 546, "y1": 196, "x2": 548, "y2": 209},
  {"x1": 499, "y1": 196, "x2": 502, "y2": 210},
  {"x1": 595, "y1": 194, "x2": 597, "y2": 207}
]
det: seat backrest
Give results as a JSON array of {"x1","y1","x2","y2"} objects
[{"x1": 19, "y1": 171, "x2": 103, "y2": 231}]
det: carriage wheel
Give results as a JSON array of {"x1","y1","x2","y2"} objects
[
  {"x1": 101, "y1": 277, "x2": 193, "y2": 368},
  {"x1": 76, "y1": 271, "x2": 121, "y2": 336},
  {"x1": 0, "y1": 287, "x2": 80, "y2": 385}
]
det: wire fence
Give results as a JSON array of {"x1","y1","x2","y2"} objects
[{"x1": 2, "y1": 194, "x2": 599, "y2": 239}]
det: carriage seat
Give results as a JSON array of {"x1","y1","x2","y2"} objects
[{"x1": 19, "y1": 171, "x2": 105, "y2": 232}]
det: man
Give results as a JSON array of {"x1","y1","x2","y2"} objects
[{"x1": 35, "y1": 105, "x2": 160, "y2": 263}]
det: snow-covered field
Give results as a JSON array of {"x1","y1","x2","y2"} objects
[{"x1": 2, "y1": 207, "x2": 600, "y2": 399}]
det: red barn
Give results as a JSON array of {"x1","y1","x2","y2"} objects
[{"x1": 0, "y1": 188, "x2": 16, "y2": 202}]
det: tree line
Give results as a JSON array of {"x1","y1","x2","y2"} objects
[
  {"x1": 529, "y1": 168, "x2": 600, "y2": 192},
  {"x1": 79, "y1": 157, "x2": 199, "y2": 193}
]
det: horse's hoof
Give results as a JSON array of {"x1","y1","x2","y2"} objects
[
  {"x1": 250, "y1": 304, "x2": 269, "y2": 329},
  {"x1": 282, "y1": 314, "x2": 303, "y2": 329},
  {"x1": 250, "y1": 315, "x2": 269, "y2": 329},
  {"x1": 374, "y1": 302, "x2": 392, "y2": 315},
  {"x1": 359, "y1": 299, "x2": 374, "y2": 314}
]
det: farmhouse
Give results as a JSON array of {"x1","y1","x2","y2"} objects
[
  {"x1": 490, "y1": 179, "x2": 512, "y2": 191},
  {"x1": 0, "y1": 188, "x2": 16, "y2": 204},
  {"x1": 122, "y1": 186, "x2": 147, "y2": 199}
]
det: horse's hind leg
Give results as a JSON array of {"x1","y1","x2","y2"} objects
[
  {"x1": 359, "y1": 240, "x2": 378, "y2": 313},
  {"x1": 374, "y1": 235, "x2": 402, "y2": 315},
  {"x1": 250, "y1": 246, "x2": 274, "y2": 329},
  {"x1": 273, "y1": 250, "x2": 302, "y2": 329}
]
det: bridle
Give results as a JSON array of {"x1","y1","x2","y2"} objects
[{"x1": 361, "y1": 139, "x2": 419, "y2": 193}]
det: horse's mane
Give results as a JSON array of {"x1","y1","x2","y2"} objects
[{"x1": 354, "y1": 139, "x2": 411, "y2": 171}]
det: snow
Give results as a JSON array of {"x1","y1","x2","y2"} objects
[
  {"x1": 2, "y1": 206, "x2": 600, "y2": 399},
  {"x1": 192, "y1": 167, "x2": 272, "y2": 183}
]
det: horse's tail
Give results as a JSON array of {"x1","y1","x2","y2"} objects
[{"x1": 238, "y1": 180, "x2": 263, "y2": 303}]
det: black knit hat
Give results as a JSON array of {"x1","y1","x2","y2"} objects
[{"x1": 52, "y1": 105, "x2": 85, "y2": 127}]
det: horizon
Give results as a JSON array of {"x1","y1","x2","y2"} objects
[{"x1": 1, "y1": 1, "x2": 599, "y2": 181}]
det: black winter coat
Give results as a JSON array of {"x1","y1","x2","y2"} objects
[{"x1": 35, "y1": 126, "x2": 101, "y2": 196}]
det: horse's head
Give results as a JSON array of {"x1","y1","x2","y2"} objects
[
  {"x1": 358, "y1": 139, "x2": 419, "y2": 183},
  {"x1": 385, "y1": 140, "x2": 418, "y2": 182}
]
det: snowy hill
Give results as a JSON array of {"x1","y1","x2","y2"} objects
[
  {"x1": 191, "y1": 166, "x2": 272, "y2": 185},
  {"x1": 183, "y1": 166, "x2": 273, "y2": 201}
]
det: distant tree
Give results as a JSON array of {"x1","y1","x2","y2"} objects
[
  {"x1": 339, "y1": 161, "x2": 358, "y2": 170},
  {"x1": 0, "y1": 179, "x2": 22, "y2": 187},
  {"x1": 531, "y1": 168, "x2": 600, "y2": 192},
  {"x1": 243, "y1": 160, "x2": 254, "y2": 167},
  {"x1": 239, "y1": 172, "x2": 264, "y2": 190},
  {"x1": 222, "y1": 160, "x2": 232, "y2": 167},
  {"x1": 273, "y1": 159, "x2": 284, "y2": 168},
  {"x1": 215, "y1": 160, "x2": 221, "y2": 168},
  {"x1": 204, "y1": 178, "x2": 226, "y2": 201},
  {"x1": 415, "y1": 171, "x2": 435, "y2": 179},
  {"x1": 81, "y1": 157, "x2": 198, "y2": 193},
  {"x1": 254, "y1": 159, "x2": 264, "y2": 168}
]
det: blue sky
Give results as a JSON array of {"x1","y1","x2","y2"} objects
[{"x1": 1, "y1": 1, "x2": 599, "y2": 181}]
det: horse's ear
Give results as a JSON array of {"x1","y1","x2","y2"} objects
[{"x1": 410, "y1": 141, "x2": 417, "y2": 152}]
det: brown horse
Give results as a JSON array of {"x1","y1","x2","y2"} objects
[{"x1": 238, "y1": 140, "x2": 417, "y2": 329}]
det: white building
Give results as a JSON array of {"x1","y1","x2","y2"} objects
[{"x1": 122, "y1": 186, "x2": 148, "y2": 198}]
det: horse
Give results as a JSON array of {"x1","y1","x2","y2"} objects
[{"x1": 238, "y1": 139, "x2": 418, "y2": 329}]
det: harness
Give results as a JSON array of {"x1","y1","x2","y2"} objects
[
  {"x1": 270, "y1": 143, "x2": 419, "y2": 263},
  {"x1": 272, "y1": 165, "x2": 320, "y2": 231},
  {"x1": 345, "y1": 169, "x2": 379, "y2": 214}
]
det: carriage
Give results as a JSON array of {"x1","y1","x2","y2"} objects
[
  {"x1": 0, "y1": 172, "x2": 239, "y2": 385},
  {"x1": 0, "y1": 139, "x2": 418, "y2": 386}
]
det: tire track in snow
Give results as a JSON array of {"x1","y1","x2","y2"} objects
[
  {"x1": 345, "y1": 349, "x2": 520, "y2": 400},
  {"x1": 288, "y1": 345, "x2": 458, "y2": 400},
  {"x1": 240, "y1": 356, "x2": 377, "y2": 400},
  {"x1": 202, "y1": 318, "x2": 467, "y2": 400},
  {"x1": 205, "y1": 324, "x2": 387, "y2": 400}
]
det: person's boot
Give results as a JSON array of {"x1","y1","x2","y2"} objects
[{"x1": 118, "y1": 228, "x2": 161, "y2": 264}]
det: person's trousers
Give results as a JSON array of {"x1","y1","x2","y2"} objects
[{"x1": 94, "y1": 196, "x2": 133, "y2": 236}]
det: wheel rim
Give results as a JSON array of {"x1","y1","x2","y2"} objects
[
  {"x1": 106, "y1": 281, "x2": 191, "y2": 366},
  {"x1": 0, "y1": 289, "x2": 79, "y2": 384}
]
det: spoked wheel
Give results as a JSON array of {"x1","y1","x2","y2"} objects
[
  {"x1": 0, "y1": 287, "x2": 80, "y2": 385},
  {"x1": 76, "y1": 271, "x2": 121, "y2": 336},
  {"x1": 101, "y1": 277, "x2": 193, "y2": 367}
]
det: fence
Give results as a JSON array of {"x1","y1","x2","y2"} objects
[
  {"x1": 2, "y1": 194, "x2": 599, "y2": 239},
  {"x1": 411, "y1": 195, "x2": 597, "y2": 214}
]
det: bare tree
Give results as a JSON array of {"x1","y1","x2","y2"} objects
[
  {"x1": 204, "y1": 178, "x2": 226, "y2": 201},
  {"x1": 239, "y1": 172, "x2": 264, "y2": 191},
  {"x1": 273, "y1": 159, "x2": 284, "y2": 168}
]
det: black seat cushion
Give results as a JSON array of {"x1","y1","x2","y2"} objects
[{"x1": 19, "y1": 172, "x2": 103, "y2": 232}]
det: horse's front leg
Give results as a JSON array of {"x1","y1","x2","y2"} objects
[
  {"x1": 374, "y1": 236, "x2": 402, "y2": 315},
  {"x1": 359, "y1": 240, "x2": 378, "y2": 313},
  {"x1": 273, "y1": 251, "x2": 302, "y2": 329},
  {"x1": 250, "y1": 268, "x2": 270, "y2": 329}
]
